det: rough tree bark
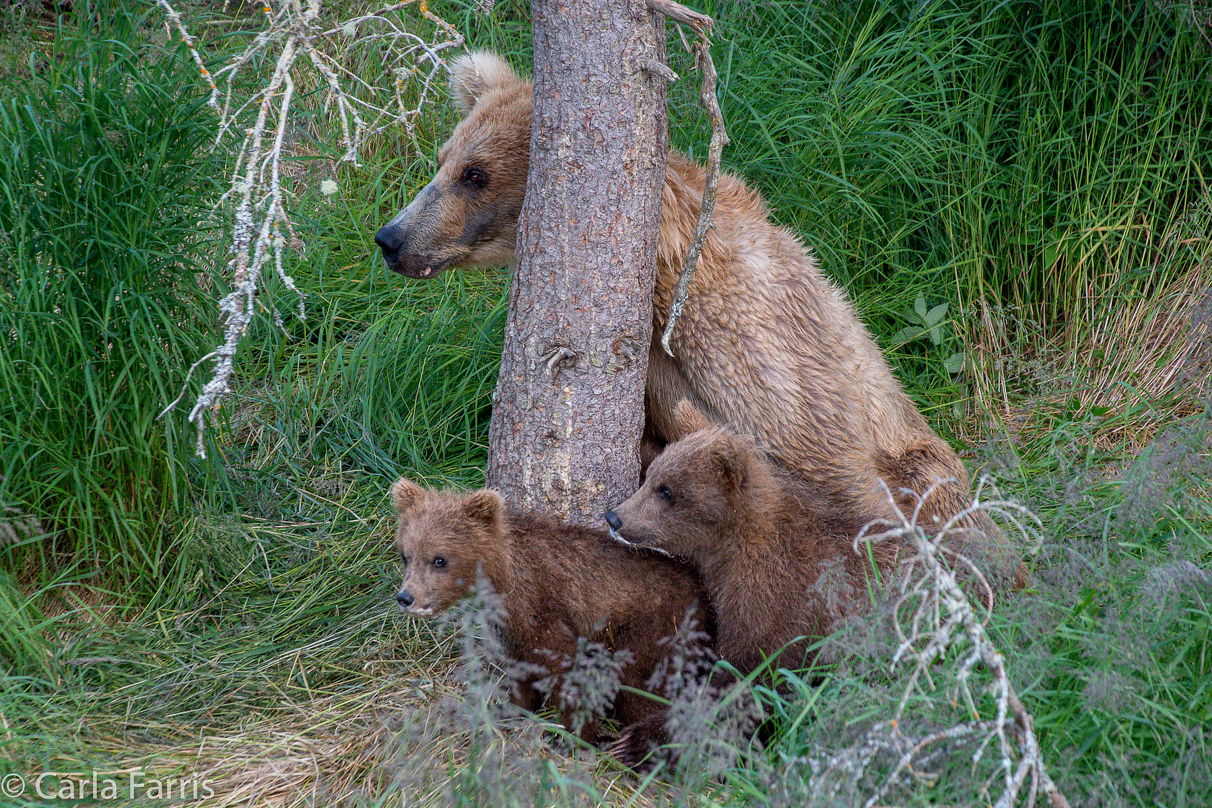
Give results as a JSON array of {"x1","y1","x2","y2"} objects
[{"x1": 485, "y1": 1, "x2": 668, "y2": 524}]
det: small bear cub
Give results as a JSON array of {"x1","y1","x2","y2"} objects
[
  {"x1": 391, "y1": 477, "x2": 712, "y2": 743},
  {"x1": 604, "y1": 402, "x2": 899, "y2": 678}
]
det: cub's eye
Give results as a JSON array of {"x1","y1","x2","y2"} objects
[
  {"x1": 400, "y1": 553, "x2": 409, "y2": 566},
  {"x1": 657, "y1": 485, "x2": 673, "y2": 503},
  {"x1": 461, "y1": 167, "x2": 487, "y2": 189},
  {"x1": 433, "y1": 556, "x2": 447, "y2": 569}
]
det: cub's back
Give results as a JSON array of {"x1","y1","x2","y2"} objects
[{"x1": 505, "y1": 509, "x2": 708, "y2": 640}]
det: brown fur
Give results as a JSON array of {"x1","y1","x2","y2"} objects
[
  {"x1": 390, "y1": 477, "x2": 712, "y2": 743},
  {"x1": 603, "y1": 404, "x2": 900, "y2": 769},
  {"x1": 375, "y1": 52, "x2": 981, "y2": 536},
  {"x1": 604, "y1": 403, "x2": 900, "y2": 677}
]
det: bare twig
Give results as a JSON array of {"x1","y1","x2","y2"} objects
[
  {"x1": 646, "y1": 0, "x2": 712, "y2": 29},
  {"x1": 542, "y1": 346, "x2": 576, "y2": 375},
  {"x1": 646, "y1": 0, "x2": 731, "y2": 357},
  {"x1": 155, "y1": 0, "x2": 219, "y2": 109},
  {"x1": 847, "y1": 478, "x2": 1070, "y2": 808},
  {"x1": 157, "y1": 350, "x2": 218, "y2": 419},
  {"x1": 155, "y1": 1, "x2": 463, "y2": 456},
  {"x1": 641, "y1": 58, "x2": 679, "y2": 82}
]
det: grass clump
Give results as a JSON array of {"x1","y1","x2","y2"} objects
[{"x1": 0, "y1": 5, "x2": 231, "y2": 672}]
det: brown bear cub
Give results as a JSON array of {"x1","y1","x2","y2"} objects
[
  {"x1": 602, "y1": 403, "x2": 901, "y2": 767},
  {"x1": 390, "y1": 477, "x2": 713, "y2": 743},
  {"x1": 604, "y1": 403, "x2": 900, "y2": 679},
  {"x1": 375, "y1": 50, "x2": 982, "y2": 537}
]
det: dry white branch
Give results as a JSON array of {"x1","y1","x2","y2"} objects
[
  {"x1": 826, "y1": 477, "x2": 1073, "y2": 808},
  {"x1": 155, "y1": 0, "x2": 463, "y2": 456},
  {"x1": 647, "y1": 0, "x2": 731, "y2": 357}
]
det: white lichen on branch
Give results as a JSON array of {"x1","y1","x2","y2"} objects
[
  {"x1": 834, "y1": 478, "x2": 1071, "y2": 808},
  {"x1": 155, "y1": 0, "x2": 463, "y2": 455}
]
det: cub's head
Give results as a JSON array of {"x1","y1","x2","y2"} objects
[
  {"x1": 604, "y1": 402, "x2": 758, "y2": 561},
  {"x1": 375, "y1": 51, "x2": 532, "y2": 278},
  {"x1": 391, "y1": 477, "x2": 508, "y2": 616}
]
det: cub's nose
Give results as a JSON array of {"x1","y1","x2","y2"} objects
[
  {"x1": 396, "y1": 590, "x2": 414, "y2": 610},
  {"x1": 604, "y1": 510, "x2": 623, "y2": 531}
]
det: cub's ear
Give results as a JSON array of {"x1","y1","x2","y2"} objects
[
  {"x1": 709, "y1": 437, "x2": 748, "y2": 494},
  {"x1": 672, "y1": 398, "x2": 714, "y2": 438},
  {"x1": 463, "y1": 488, "x2": 505, "y2": 526},
  {"x1": 448, "y1": 51, "x2": 520, "y2": 114},
  {"x1": 390, "y1": 477, "x2": 426, "y2": 515}
]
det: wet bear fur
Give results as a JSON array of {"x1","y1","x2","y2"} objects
[
  {"x1": 374, "y1": 51, "x2": 984, "y2": 538},
  {"x1": 605, "y1": 402, "x2": 899, "y2": 679},
  {"x1": 390, "y1": 477, "x2": 713, "y2": 743},
  {"x1": 602, "y1": 402, "x2": 902, "y2": 767}
]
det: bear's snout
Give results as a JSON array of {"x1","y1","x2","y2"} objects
[
  {"x1": 604, "y1": 509, "x2": 627, "y2": 543},
  {"x1": 396, "y1": 589, "x2": 414, "y2": 610},
  {"x1": 375, "y1": 224, "x2": 405, "y2": 268}
]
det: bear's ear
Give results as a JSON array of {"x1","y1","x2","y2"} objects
[
  {"x1": 709, "y1": 437, "x2": 748, "y2": 494},
  {"x1": 463, "y1": 488, "x2": 505, "y2": 527},
  {"x1": 672, "y1": 399, "x2": 714, "y2": 438},
  {"x1": 448, "y1": 51, "x2": 520, "y2": 114},
  {"x1": 390, "y1": 477, "x2": 426, "y2": 515}
]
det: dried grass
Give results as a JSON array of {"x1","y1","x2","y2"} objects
[{"x1": 968, "y1": 265, "x2": 1211, "y2": 451}]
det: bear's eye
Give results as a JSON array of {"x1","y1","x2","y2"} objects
[
  {"x1": 400, "y1": 552, "x2": 409, "y2": 566},
  {"x1": 461, "y1": 167, "x2": 487, "y2": 189},
  {"x1": 432, "y1": 556, "x2": 447, "y2": 569},
  {"x1": 657, "y1": 485, "x2": 673, "y2": 503}
]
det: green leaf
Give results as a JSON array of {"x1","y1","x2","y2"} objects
[
  {"x1": 891, "y1": 325, "x2": 926, "y2": 347},
  {"x1": 1042, "y1": 228, "x2": 1065, "y2": 270},
  {"x1": 1042, "y1": 242, "x2": 1058, "y2": 270},
  {"x1": 943, "y1": 352, "x2": 966, "y2": 374},
  {"x1": 925, "y1": 302, "x2": 948, "y2": 326},
  {"x1": 914, "y1": 295, "x2": 928, "y2": 320}
]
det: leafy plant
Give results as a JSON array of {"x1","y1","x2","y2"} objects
[{"x1": 889, "y1": 295, "x2": 966, "y2": 375}]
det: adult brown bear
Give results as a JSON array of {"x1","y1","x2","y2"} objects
[{"x1": 374, "y1": 51, "x2": 977, "y2": 534}]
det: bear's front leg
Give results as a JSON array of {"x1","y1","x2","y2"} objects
[{"x1": 509, "y1": 675, "x2": 544, "y2": 714}]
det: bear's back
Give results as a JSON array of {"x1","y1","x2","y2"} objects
[{"x1": 501, "y1": 508, "x2": 708, "y2": 650}]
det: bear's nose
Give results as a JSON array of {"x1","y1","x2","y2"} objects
[
  {"x1": 396, "y1": 590, "x2": 414, "y2": 609},
  {"x1": 375, "y1": 225, "x2": 404, "y2": 268},
  {"x1": 604, "y1": 510, "x2": 623, "y2": 531}
]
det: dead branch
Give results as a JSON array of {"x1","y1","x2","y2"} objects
[
  {"x1": 646, "y1": 0, "x2": 712, "y2": 30},
  {"x1": 850, "y1": 478, "x2": 1070, "y2": 808},
  {"x1": 646, "y1": 0, "x2": 730, "y2": 357},
  {"x1": 155, "y1": 1, "x2": 463, "y2": 456}
]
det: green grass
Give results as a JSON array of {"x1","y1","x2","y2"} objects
[
  {"x1": 673, "y1": 0, "x2": 1212, "y2": 429},
  {"x1": 1, "y1": 0, "x2": 1209, "y2": 806},
  {"x1": 0, "y1": 6, "x2": 234, "y2": 674}
]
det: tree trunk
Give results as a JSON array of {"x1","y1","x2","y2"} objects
[{"x1": 485, "y1": 0, "x2": 668, "y2": 524}]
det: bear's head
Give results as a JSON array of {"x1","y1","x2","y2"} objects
[
  {"x1": 375, "y1": 51, "x2": 532, "y2": 278},
  {"x1": 605, "y1": 401, "x2": 767, "y2": 561},
  {"x1": 391, "y1": 477, "x2": 509, "y2": 616}
]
